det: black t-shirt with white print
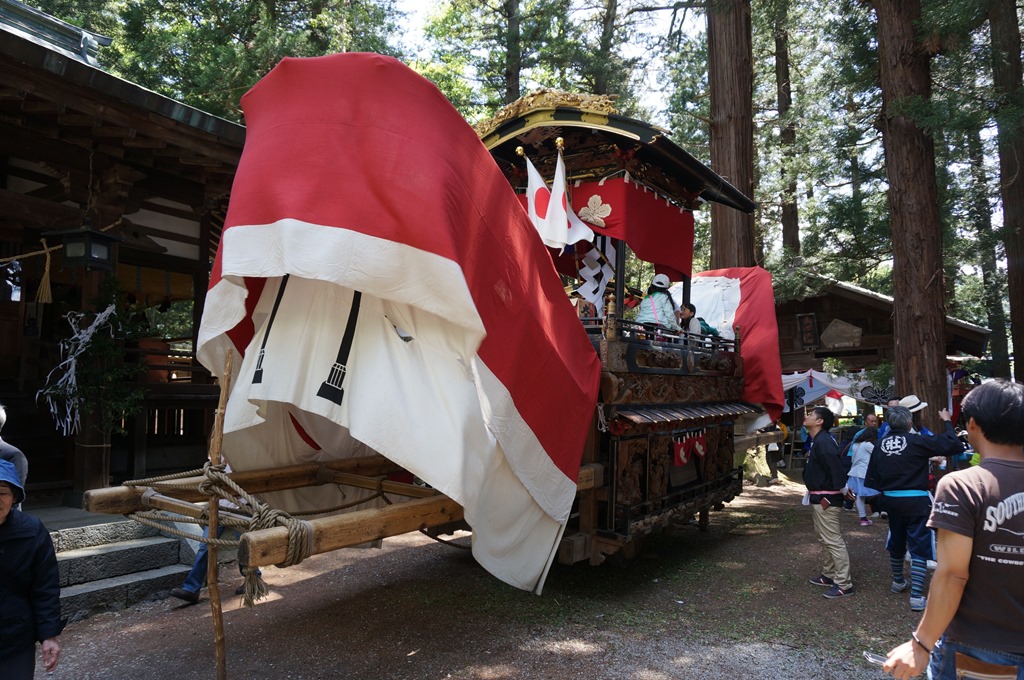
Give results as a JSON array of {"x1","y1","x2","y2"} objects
[{"x1": 927, "y1": 458, "x2": 1024, "y2": 653}]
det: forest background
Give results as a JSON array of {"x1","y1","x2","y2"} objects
[{"x1": 32, "y1": 0, "x2": 1023, "y2": 401}]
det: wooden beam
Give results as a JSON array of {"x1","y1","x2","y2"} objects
[
  {"x1": 1, "y1": 63, "x2": 243, "y2": 164},
  {"x1": 20, "y1": 100, "x2": 63, "y2": 114},
  {"x1": 122, "y1": 137, "x2": 168, "y2": 150},
  {"x1": 57, "y1": 113, "x2": 101, "y2": 127},
  {"x1": 93, "y1": 126, "x2": 136, "y2": 138},
  {"x1": 0, "y1": 186, "x2": 81, "y2": 227},
  {"x1": 82, "y1": 455, "x2": 405, "y2": 514},
  {"x1": 576, "y1": 463, "x2": 603, "y2": 490},
  {"x1": 238, "y1": 495, "x2": 465, "y2": 568}
]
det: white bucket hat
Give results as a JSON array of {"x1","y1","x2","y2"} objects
[{"x1": 898, "y1": 395, "x2": 928, "y2": 413}]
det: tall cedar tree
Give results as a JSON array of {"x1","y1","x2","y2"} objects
[
  {"x1": 871, "y1": 0, "x2": 948, "y2": 430},
  {"x1": 988, "y1": 0, "x2": 1024, "y2": 381},
  {"x1": 708, "y1": 0, "x2": 757, "y2": 268}
]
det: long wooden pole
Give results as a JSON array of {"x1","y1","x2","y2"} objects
[
  {"x1": 207, "y1": 354, "x2": 232, "y2": 680},
  {"x1": 238, "y1": 495, "x2": 465, "y2": 568},
  {"x1": 84, "y1": 461, "x2": 603, "y2": 514},
  {"x1": 83, "y1": 454, "x2": 403, "y2": 514}
]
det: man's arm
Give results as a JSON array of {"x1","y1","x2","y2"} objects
[{"x1": 883, "y1": 528, "x2": 971, "y2": 677}]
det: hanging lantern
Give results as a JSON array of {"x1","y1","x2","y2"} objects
[{"x1": 46, "y1": 218, "x2": 121, "y2": 271}]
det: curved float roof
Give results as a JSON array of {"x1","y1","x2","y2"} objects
[{"x1": 477, "y1": 91, "x2": 756, "y2": 214}]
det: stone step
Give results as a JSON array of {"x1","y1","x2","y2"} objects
[
  {"x1": 60, "y1": 564, "x2": 191, "y2": 622},
  {"x1": 57, "y1": 535, "x2": 185, "y2": 587},
  {"x1": 50, "y1": 519, "x2": 159, "y2": 553}
]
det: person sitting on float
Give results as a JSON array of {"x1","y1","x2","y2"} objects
[{"x1": 634, "y1": 273, "x2": 681, "y2": 333}]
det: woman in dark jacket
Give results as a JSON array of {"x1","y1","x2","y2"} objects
[{"x1": 0, "y1": 458, "x2": 64, "y2": 677}]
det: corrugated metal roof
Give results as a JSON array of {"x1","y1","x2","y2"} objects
[{"x1": 616, "y1": 402, "x2": 760, "y2": 425}]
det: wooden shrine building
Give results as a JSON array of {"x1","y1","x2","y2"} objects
[
  {"x1": 0, "y1": 0, "x2": 243, "y2": 502},
  {"x1": 776, "y1": 277, "x2": 989, "y2": 373}
]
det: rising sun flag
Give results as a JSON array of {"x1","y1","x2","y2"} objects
[{"x1": 197, "y1": 53, "x2": 601, "y2": 593}]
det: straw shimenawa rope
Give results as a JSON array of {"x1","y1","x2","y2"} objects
[{"x1": 35, "y1": 239, "x2": 53, "y2": 304}]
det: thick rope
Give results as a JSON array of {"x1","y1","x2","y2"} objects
[{"x1": 123, "y1": 462, "x2": 394, "y2": 606}]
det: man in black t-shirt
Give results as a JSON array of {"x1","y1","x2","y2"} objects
[{"x1": 883, "y1": 380, "x2": 1024, "y2": 680}]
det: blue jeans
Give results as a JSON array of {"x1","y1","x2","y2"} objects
[
  {"x1": 929, "y1": 637, "x2": 1024, "y2": 680},
  {"x1": 181, "y1": 526, "x2": 256, "y2": 593}
]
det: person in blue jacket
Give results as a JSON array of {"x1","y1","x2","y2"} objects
[{"x1": 0, "y1": 459, "x2": 64, "y2": 678}]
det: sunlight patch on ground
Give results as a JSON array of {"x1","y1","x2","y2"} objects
[
  {"x1": 714, "y1": 560, "x2": 745, "y2": 570},
  {"x1": 462, "y1": 664, "x2": 519, "y2": 679},
  {"x1": 521, "y1": 637, "x2": 604, "y2": 656}
]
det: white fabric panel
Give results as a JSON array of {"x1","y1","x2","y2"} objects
[
  {"x1": 676, "y1": 276, "x2": 742, "y2": 340},
  {"x1": 215, "y1": 274, "x2": 565, "y2": 593}
]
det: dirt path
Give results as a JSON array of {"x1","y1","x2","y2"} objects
[{"x1": 39, "y1": 479, "x2": 904, "y2": 679}]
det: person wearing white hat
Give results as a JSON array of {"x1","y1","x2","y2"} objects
[
  {"x1": 898, "y1": 395, "x2": 928, "y2": 413},
  {"x1": 634, "y1": 273, "x2": 683, "y2": 334},
  {"x1": 898, "y1": 395, "x2": 934, "y2": 435},
  {"x1": 882, "y1": 379, "x2": 1024, "y2": 680},
  {"x1": 866, "y1": 405, "x2": 963, "y2": 613}
]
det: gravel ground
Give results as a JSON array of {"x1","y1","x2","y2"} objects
[{"x1": 36, "y1": 478, "x2": 903, "y2": 680}]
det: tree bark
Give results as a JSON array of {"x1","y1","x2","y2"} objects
[
  {"x1": 871, "y1": 0, "x2": 947, "y2": 431},
  {"x1": 774, "y1": 0, "x2": 800, "y2": 256},
  {"x1": 504, "y1": 0, "x2": 522, "y2": 105},
  {"x1": 967, "y1": 129, "x2": 1011, "y2": 377},
  {"x1": 707, "y1": 0, "x2": 756, "y2": 268},
  {"x1": 593, "y1": 0, "x2": 619, "y2": 94},
  {"x1": 989, "y1": 0, "x2": 1024, "y2": 382}
]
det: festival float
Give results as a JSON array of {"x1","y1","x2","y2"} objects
[{"x1": 83, "y1": 54, "x2": 784, "y2": 607}]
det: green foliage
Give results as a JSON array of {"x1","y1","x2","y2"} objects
[
  {"x1": 864, "y1": 360, "x2": 894, "y2": 393},
  {"x1": 821, "y1": 356, "x2": 846, "y2": 380},
  {"x1": 145, "y1": 300, "x2": 195, "y2": 342},
  {"x1": 39, "y1": 0, "x2": 404, "y2": 121}
]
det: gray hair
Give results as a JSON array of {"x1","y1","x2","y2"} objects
[
  {"x1": 0, "y1": 403, "x2": 5, "y2": 433},
  {"x1": 886, "y1": 406, "x2": 913, "y2": 431}
]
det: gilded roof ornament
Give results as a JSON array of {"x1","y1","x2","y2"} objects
[{"x1": 473, "y1": 89, "x2": 619, "y2": 138}]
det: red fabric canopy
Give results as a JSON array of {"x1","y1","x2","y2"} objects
[{"x1": 199, "y1": 53, "x2": 601, "y2": 593}]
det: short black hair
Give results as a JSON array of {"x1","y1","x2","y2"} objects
[
  {"x1": 961, "y1": 379, "x2": 1024, "y2": 446},
  {"x1": 811, "y1": 406, "x2": 834, "y2": 430},
  {"x1": 855, "y1": 426, "x2": 878, "y2": 443}
]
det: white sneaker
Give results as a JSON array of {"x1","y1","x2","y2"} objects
[{"x1": 910, "y1": 595, "x2": 927, "y2": 612}]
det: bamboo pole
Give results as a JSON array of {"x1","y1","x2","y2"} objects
[{"x1": 207, "y1": 355, "x2": 232, "y2": 680}]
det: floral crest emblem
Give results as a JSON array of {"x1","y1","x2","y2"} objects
[{"x1": 577, "y1": 194, "x2": 612, "y2": 227}]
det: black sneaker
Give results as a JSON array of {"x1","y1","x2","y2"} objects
[
  {"x1": 808, "y1": 575, "x2": 835, "y2": 587},
  {"x1": 170, "y1": 587, "x2": 199, "y2": 605},
  {"x1": 823, "y1": 584, "x2": 855, "y2": 599}
]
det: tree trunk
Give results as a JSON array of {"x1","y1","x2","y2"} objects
[
  {"x1": 989, "y1": 0, "x2": 1024, "y2": 382},
  {"x1": 504, "y1": 0, "x2": 522, "y2": 105},
  {"x1": 871, "y1": 0, "x2": 947, "y2": 431},
  {"x1": 774, "y1": 0, "x2": 799, "y2": 256},
  {"x1": 707, "y1": 0, "x2": 756, "y2": 268},
  {"x1": 593, "y1": 0, "x2": 618, "y2": 94},
  {"x1": 967, "y1": 128, "x2": 1011, "y2": 377}
]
